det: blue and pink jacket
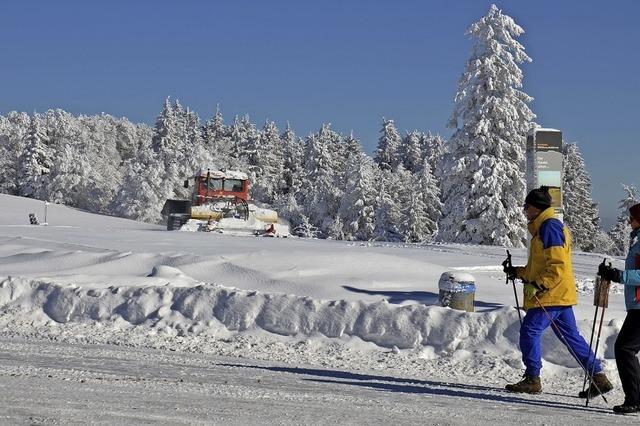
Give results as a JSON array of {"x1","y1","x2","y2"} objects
[{"x1": 621, "y1": 228, "x2": 640, "y2": 311}]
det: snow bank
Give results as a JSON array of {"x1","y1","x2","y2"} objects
[{"x1": 2, "y1": 271, "x2": 618, "y2": 363}]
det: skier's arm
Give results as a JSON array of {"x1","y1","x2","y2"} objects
[
  {"x1": 620, "y1": 253, "x2": 640, "y2": 285},
  {"x1": 622, "y1": 270, "x2": 640, "y2": 286},
  {"x1": 536, "y1": 220, "x2": 567, "y2": 290}
]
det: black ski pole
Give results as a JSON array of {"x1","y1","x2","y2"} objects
[
  {"x1": 586, "y1": 258, "x2": 612, "y2": 407},
  {"x1": 504, "y1": 250, "x2": 522, "y2": 325},
  {"x1": 581, "y1": 304, "x2": 599, "y2": 401},
  {"x1": 533, "y1": 294, "x2": 608, "y2": 405},
  {"x1": 586, "y1": 304, "x2": 607, "y2": 407}
]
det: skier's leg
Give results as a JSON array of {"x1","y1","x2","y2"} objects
[
  {"x1": 551, "y1": 307, "x2": 601, "y2": 373},
  {"x1": 520, "y1": 308, "x2": 551, "y2": 377},
  {"x1": 615, "y1": 310, "x2": 640, "y2": 405}
]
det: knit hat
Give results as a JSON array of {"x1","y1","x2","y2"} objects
[
  {"x1": 630, "y1": 203, "x2": 640, "y2": 222},
  {"x1": 525, "y1": 186, "x2": 552, "y2": 210}
]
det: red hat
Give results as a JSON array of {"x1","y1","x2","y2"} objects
[{"x1": 630, "y1": 203, "x2": 640, "y2": 221}]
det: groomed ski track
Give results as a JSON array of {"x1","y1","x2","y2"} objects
[{"x1": 0, "y1": 338, "x2": 635, "y2": 425}]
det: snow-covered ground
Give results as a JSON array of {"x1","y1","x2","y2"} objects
[{"x1": 0, "y1": 193, "x2": 636, "y2": 424}]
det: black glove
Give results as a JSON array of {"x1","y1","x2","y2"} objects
[
  {"x1": 502, "y1": 262, "x2": 518, "y2": 281},
  {"x1": 598, "y1": 263, "x2": 623, "y2": 283}
]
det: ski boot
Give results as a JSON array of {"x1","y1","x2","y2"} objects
[
  {"x1": 578, "y1": 372, "x2": 613, "y2": 398},
  {"x1": 613, "y1": 403, "x2": 639, "y2": 414},
  {"x1": 505, "y1": 375, "x2": 542, "y2": 394}
]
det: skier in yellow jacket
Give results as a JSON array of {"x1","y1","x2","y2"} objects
[{"x1": 503, "y1": 186, "x2": 613, "y2": 396}]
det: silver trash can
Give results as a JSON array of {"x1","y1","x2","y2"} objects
[{"x1": 438, "y1": 271, "x2": 475, "y2": 312}]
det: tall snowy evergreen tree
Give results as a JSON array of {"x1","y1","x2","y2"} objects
[
  {"x1": 248, "y1": 120, "x2": 285, "y2": 204},
  {"x1": 562, "y1": 143, "x2": 600, "y2": 251},
  {"x1": 416, "y1": 160, "x2": 442, "y2": 241},
  {"x1": 372, "y1": 169, "x2": 403, "y2": 242},
  {"x1": 374, "y1": 118, "x2": 402, "y2": 171},
  {"x1": 280, "y1": 123, "x2": 304, "y2": 195},
  {"x1": 421, "y1": 132, "x2": 446, "y2": 180},
  {"x1": 18, "y1": 114, "x2": 53, "y2": 198},
  {"x1": 439, "y1": 4, "x2": 535, "y2": 246},
  {"x1": 202, "y1": 106, "x2": 235, "y2": 168},
  {"x1": 338, "y1": 151, "x2": 377, "y2": 240},
  {"x1": 401, "y1": 131, "x2": 424, "y2": 173},
  {"x1": 608, "y1": 184, "x2": 639, "y2": 255},
  {"x1": 301, "y1": 124, "x2": 344, "y2": 238},
  {"x1": 110, "y1": 149, "x2": 166, "y2": 223},
  {"x1": 0, "y1": 111, "x2": 29, "y2": 194},
  {"x1": 151, "y1": 99, "x2": 211, "y2": 202}
]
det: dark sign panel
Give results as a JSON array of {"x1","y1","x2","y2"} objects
[{"x1": 526, "y1": 129, "x2": 563, "y2": 215}]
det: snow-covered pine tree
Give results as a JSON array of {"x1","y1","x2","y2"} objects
[
  {"x1": 439, "y1": 4, "x2": 535, "y2": 246},
  {"x1": 374, "y1": 118, "x2": 402, "y2": 171},
  {"x1": 421, "y1": 132, "x2": 446, "y2": 180},
  {"x1": 46, "y1": 116, "x2": 123, "y2": 212},
  {"x1": 395, "y1": 165, "x2": 426, "y2": 242},
  {"x1": 301, "y1": 124, "x2": 344, "y2": 238},
  {"x1": 151, "y1": 99, "x2": 211, "y2": 203},
  {"x1": 202, "y1": 106, "x2": 233, "y2": 167},
  {"x1": 416, "y1": 160, "x2": 442, "y2": 240},
  {"x1": 202, "y1": 106, "x2": 226, "y2": 147},
  {"x1": 401, "y1": 131, "x2": 424, "y2": 173},
  {"x1": 608, "y1": 184, "x2": 639, "y2": 255},
  {"x1": 18, "y1": 113, "x2": 53, "y2": 198},
  {"x1": 280, "y1": 123, "x2": 304, "y2": 195},
  {"x1": 372, "y1": 169, "x2": 403, "y2": 242},
  {"x1": 338, "y1": 151, "x2": 377, "y2": 240},
  {"x1": 230, "y1": 115, "x2": 258, "y2": 160},
  {"x1": 109, "y1": 149, "x2": 166, "y2": 223},
  {"x1": 562, "y1": 143, "x2": 600, "y2": 251},
  {"x1": 249, "y1": 120, "x2": 285, "y2": 204},
  {"x1": 0, "y1": 111, "x2": 29, "y2": 194}
]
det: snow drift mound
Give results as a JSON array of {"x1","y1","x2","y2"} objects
[{"x1": 0, "y1": 273, "x2": 622, "y2": 365}]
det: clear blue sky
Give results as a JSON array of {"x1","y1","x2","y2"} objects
[{"x1": 1, "y1": 1, "x2": 638, "y2": 223}]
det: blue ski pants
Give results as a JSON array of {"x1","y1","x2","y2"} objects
[{"x1": 520, "y1": 306, "x2": 602, "y2": 377}]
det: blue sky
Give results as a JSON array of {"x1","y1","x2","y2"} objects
[{"x1": 1, "y1": 1, "x2": 638, "y2": 223}]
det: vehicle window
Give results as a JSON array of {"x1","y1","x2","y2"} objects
[
  {"x1": 223, "y1": 179, "x2": 244, "y2": 192},
  {"x1": 205, "y1": 179, "x2": 223, "y2": 190}
]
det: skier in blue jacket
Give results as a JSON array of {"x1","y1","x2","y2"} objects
[{"x1": 599, "y1": 202, "x2": 640, "y2": 414}]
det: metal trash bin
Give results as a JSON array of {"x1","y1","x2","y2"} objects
[{"x1": 438, "y1": 271, "x2": 475, "y2": 312}]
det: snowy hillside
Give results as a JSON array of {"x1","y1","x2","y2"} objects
[{"x1": 0, "y1": 193, "x2": 635, "y2": 423}]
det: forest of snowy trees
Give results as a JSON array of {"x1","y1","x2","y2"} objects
[{"x1": 0, "y1": 4, "x2": 636, "y2": 253}]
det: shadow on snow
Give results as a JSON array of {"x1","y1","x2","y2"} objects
[
  {"x1": 217, "y1": 363, "x2": 611, "y2": 416},
  {"x1": 342, "y1": 285, "x2": 504, "y2": 309}
]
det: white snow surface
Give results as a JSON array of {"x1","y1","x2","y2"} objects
[{"x1": 0, "y1": 193, "x2": 636, "y2": 424}]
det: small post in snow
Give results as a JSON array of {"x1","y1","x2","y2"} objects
[{"x1": 43, "y1": 201, "x2": 49, "y2": 225}]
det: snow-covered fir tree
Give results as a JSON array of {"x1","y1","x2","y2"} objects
[
  {"x1": 110, "y1": 149, "x2": 166, "y2": 223},
  {"x1": 413, "y1": 160, "x2": 442, "y2": 241},
  {"x1": 202, "y1": 106, "x2": 236, "y2": 168},
  {"x1": 0, "y1": 111, "x2": 29, "y2": 194},
  {"x1": 248, "y1": 120, "x2": 285, "y2": 204},
  {"x1": 421, "y1": 132, "x2": 446, "y2": 180},
  {"x1": 374, "y1": 118, "x2": 402, "y2": 171},
  {"x1": 608, "y1": 184, "x2": 639, "y2": 255},
  {"x1": 439, "y1": 4, "x2": 535, "y2": 246},
  {"x1": 280, "y1": 123, "x2": 304, "y2": 195},
  {"x1": 562, "y1": 143, "x2": 600, "y2": 251},
  {"x1": 18, "y1": 114, "x2": 53, "y2": 199},
  {"x1": 301, "y1": 124, "x2": 344, "y2": 238},
  {"x1": 338, "y1": 151, "x2": 377, "y2": 240},
  {"x1": 44, "y1": 116, "x2": 123, "y2": 213},
  {"x1": 202, "y1": 106, "x2": 227, "y2": 147},
  {"x1": 151, "y1": 99, "x2": 211, "y2": 202},
  {"x1": 401, "y1": 131, "x2": 424, "y2": 173},
  {"x1": 372, "y1": 169, "x2": 403, "y2": 242}
]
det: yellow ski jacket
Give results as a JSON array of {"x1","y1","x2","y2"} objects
[{"x1": 515, "y1": 207, "x2": 577, "y2": 310}]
